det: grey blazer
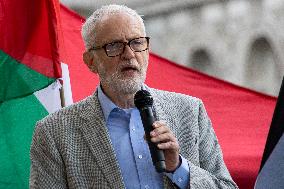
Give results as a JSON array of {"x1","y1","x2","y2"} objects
[{"x1": 30, "y1": 87, "x2": 238, "y2": 189}]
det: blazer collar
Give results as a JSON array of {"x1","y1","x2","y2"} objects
[{"x1": 146, "y1": 87, "x2": 167, "y2": 122}]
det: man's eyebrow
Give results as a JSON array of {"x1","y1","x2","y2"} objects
[
  {"x1": 103, "y1": 39, "x2": 124, "y2": 44},
  {"x1": 102, "y1": 37, "x2": 141, "y2": 44},
  {"x1": 126, "y1": 36, "x2": 142, "y2": 41}
]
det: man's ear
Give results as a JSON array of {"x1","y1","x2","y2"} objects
[{"x1": 83, "y1": 51, "x2": 98, "y2": 73}]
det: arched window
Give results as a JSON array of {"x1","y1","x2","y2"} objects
[
  {"x1": 246, "y1": 37, "x2": 281, "y2": 95},
  {"x1": 190, "y1": 49, "x2": 215, "y2": 76}
]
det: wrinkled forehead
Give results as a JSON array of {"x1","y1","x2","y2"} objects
[
  {"x1": 98, "y1": 11, "x2": 143, "y2": 27},
  {"x1": 94, "y1": 12, "x2": 145, "y2": 44}
]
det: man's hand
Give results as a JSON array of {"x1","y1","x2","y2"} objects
[{"x1": 150, "y1": 120, "x2": 180, "y2": 172}]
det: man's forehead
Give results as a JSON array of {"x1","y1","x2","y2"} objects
[
  {"x1": 94, "y1": 13, "x2": 144, "y2": 44},
  {"x1": 100, "y1": 11, "x2": 133, "y2": 21},
  {"x1": 98, "y1": 12, "x2": 141, "y2": 29}
]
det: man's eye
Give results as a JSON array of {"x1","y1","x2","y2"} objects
[
  {"x1": 132, "y1": 40, "x2": 143, "y2": 45},
  {"x1": 107, "y1": 42, "x2": 123, "y2": 50}
]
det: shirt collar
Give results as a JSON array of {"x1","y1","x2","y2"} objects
[
  {"x1": 97, "y1": 84, "x2": 147, "y2": 120},
  {"x1": 97, "y1": 85, "x2": 118, "y2": 121}
]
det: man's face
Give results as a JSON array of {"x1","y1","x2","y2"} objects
[{"x1": 88, "y1": 12, "x2": 149, "y2": 95}]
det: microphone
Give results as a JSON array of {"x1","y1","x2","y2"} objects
[{"x1": 134, "y1": 90, "x2": 166, "y2": 173}]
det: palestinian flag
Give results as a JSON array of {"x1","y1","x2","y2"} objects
[{"x1": 0, "y1": 0, "x2": 72, "y2": 188}]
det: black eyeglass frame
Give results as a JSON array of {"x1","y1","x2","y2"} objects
[{"x1": 89, "y1": 37, "x2": 150, "y2": 57}]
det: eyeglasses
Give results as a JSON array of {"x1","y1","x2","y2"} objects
[{"x1": 89, "y1": 37, "x2": 150, "y2": 57}]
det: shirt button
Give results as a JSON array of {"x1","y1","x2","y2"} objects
[
  {"x1": 178, "y1": 177, "x2": 183, "y2": 182},
  {"x1": 132, "y1": 128, "x2": 135, "y2": 131},
  {"x1": 145, "y1": 185, "x2": 149, "y2": 189},
  {"x1": 138, "y1": 155, "x2": 143, "y2": 159}
]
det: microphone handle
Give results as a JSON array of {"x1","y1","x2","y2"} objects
[{"x1": 139, "y1": 106, "x2": 166, "y2": 173}]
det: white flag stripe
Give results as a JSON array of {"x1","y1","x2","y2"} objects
[
  {"x1": 34, "y1": 63, "x2": 74, "y2": 113},
  {"x1": 61, "y1": 62, "x2": 73, "y2": 106},
  {"x1": 34, "y1": 80, "x2": 62, "y2": 114}
]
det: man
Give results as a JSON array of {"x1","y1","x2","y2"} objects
[{"x1": 30, "y1": 4, "x2": 238, "y2": 189}]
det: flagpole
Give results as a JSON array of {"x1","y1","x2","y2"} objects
[{"x1": 60, "y1": 83, "x2": 66, "y2": 108}]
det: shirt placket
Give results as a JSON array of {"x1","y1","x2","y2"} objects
[{"x1": 129, "y1": 109, "x2": 163, "y2": 189}]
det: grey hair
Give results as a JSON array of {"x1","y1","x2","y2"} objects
[{"x1": 81, "y1": 4, "x2": 146, "y2": 50}]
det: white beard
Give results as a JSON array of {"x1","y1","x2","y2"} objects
[{"x1": 98, "y1": 59, "x2": 147, "y2": 95}]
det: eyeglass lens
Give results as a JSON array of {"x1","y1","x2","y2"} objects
[{"x1": 105, "y1": 37, "x2": 148, "y2": 57}]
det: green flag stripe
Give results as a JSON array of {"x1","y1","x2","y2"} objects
[
  {"x1": 0, "y1": 93, "x2": 48, "y2": 189},
  {"x1": 0, "y1": 50, "x2": 55, "y2": 103}
]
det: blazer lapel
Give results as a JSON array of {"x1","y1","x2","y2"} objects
[
  {"x1": 148, "y1": 87, "x2": 167, "y2": 124},
  {"x1": 78, "y1": 92, "x2": 125, "y2": 188}
]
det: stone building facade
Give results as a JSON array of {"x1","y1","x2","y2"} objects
[{"x1": 61, "y1": 0, "x2": 284, "y2": 96}]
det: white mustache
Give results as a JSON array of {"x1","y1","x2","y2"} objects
[{"x1": 119, "y1": 60, "x2": 140, "y2": 71}]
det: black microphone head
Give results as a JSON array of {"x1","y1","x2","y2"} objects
[{"x1": 134, "y1": 90, "x2": 153, "y2": 109}]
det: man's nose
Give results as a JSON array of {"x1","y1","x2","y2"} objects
[{"x1": 121, "y1": 44, "x2": 135, "y2": 59}]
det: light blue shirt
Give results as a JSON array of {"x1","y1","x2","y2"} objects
[{"x1": 98, "y1": 86, "x2": 190, "y2": 189}]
